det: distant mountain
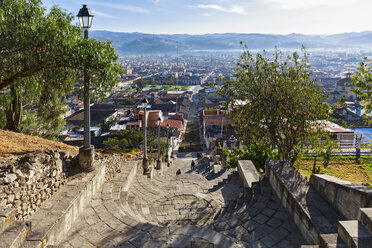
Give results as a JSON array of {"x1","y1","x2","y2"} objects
[{"x1": 90, "y1": 30, "x2": 372, "y2": 56}]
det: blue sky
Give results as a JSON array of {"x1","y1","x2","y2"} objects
[{"x1": 43, "y1": 0, "x2": 372, "y2": 35}]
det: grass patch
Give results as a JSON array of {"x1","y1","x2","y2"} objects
[{"x1": 295, "y1": 156, "x2": 372, "y2": 185}]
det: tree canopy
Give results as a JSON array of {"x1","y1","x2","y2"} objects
[
  {"x1": 218, "y1": 46, "x2": 328, "y2": 160},
  {"x1": 0, "y1": 0, "x2": 123, "y2": 136},
  {"x1": 350, "y1": 58, "x2": 372, "y2": 116}
]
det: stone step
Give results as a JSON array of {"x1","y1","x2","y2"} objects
[
  {"x1": 0, "y1": 207, "x2": 16, "y2": 235},
  {"x1": 338, "y1": 220, "x2": 372, "y2": 248},
  {"x1": 168, "y1": 225, "x2": 245, "y2": 248},
  {"x1": 135, "y1": 201, "x2": 158, "y2": 224},
  {"x1": 214, "y1": 181, "x2": 261, "y2": 223},
  {"x1": 127, "y1": 195, "x2": 147, "y2": 223},
  {"x1": 0, "y1": 221, "x2": 31, "y2": 248},
  {"x1": 119, "y1": 191, "x2": 140, "y2": 219},
  {"x1": 359, "y1": 208, "x2": 372, "y2": 234},
  {"x1": 136, "y1": 177, "x2": 163, "y2": 196}
]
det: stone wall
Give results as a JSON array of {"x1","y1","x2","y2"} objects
[
  {"x1": 0, "y1": 150, "x2": 75, "y2": 220},
  {"x1": 95, "y1": 153, "x2": 128, "y2": 182},
  {"x1": 310, "y1": 174, "x2": 372, "y2": 220},
  {"x1": 265, "y1": 160, "x2": 345, "y2": 247},
  {"x1": 265, "y1": 160, "x2": 320, "y2": 244}
]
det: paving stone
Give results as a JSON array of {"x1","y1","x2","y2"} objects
[
  {"x1": 128, "y1": 232, "x2": 151, "y2": 247},
  {"x1": 261, "y1": 208, "x2": 276, "y2": 217},
  {"x1": 242, "y1": 220, "x2": 260, "y2": 233},
  {"x1": 266, "y1": 217, "x2": 282, "y2": 228},
  {"x1": 273, "y1": 210, "x2": 289, "y2": 221},
  {"x1": 260, "y1": 234, "x2": 281, "y2": 247},
  {"x1": 229, "y1": 225, "x2": 248, "y2": 239},
  {"x1": 67, "y1": 233, "x2": 96, "y2": 248},
  {"x1": 115, "y1": 241, "x2": 137, "y2": 248},
  {"x1": 253, "y1": 214, "x2": 269, "y2": 224},
  {"x1": 274, "y1": 226, "x2": 290, "y2": 240},
  {"x1": 287, "y1": 231, "x2": 308, "y2": 246},
  {"x1": 277, "y1": 239, "x2": 295, "y2": 248},
  {"x1": 250, "y1": 240, "x2": 267, "y2": 248}
]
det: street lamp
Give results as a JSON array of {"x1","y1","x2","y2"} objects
[
  {"x1": 156, "y1": 117, "x2": 162, "y2": 170},
  {"x1": 165, "y1": 123, "x2": 170, "y2": 166},
  {"x1": 142, "y1": 98, "x2": 149, "y2": 174},
  {"x1": 77, "y1": 5, "x2": 94, "y2": 30},
  {"x1": 77, "y1": 5, "x2": 94, "y2": 171}
]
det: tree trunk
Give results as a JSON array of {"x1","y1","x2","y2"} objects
[{"x1": 5, "y1": 84, "x2": 23, "y2": 132}]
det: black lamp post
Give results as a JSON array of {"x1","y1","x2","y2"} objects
[
  {"x1": 165, "y1": 124, "x2": 170, "y2": 166},
  {"x1": 77, "y1": 5, "x2": 95, "y2": 171},
  {"x1": 156, "y1": 117, "x2": 162, "y2": 169},
  {"x1": 142, "y1": 98, "x2": 149, "y2": 174}
]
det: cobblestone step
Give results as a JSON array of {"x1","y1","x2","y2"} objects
[
  {"x1": 135, "y1": 200, "x2": 158, "y2": 225},
  {"x1": 0, "y1": 222, "x2": 31, "y2": 248},
  {"x1": 0, "y1": 207, "x2": 16, "y2": 236},
  {"x1": 127, "y1": 195, "x2": 148, "y2": 223}
]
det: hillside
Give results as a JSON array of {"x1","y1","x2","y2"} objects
[
  {"x1": 0, "y1": 130, "x2": 78, "y2": 157},
  {"x1": 90, "y1": 30, "x2": 372, "y2": 55}
]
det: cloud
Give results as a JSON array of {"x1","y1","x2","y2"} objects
[
  {"x1": 195, "y1": 4, "x2": 246, "y2": 14},
  {"x1": 92, "y1": 10, "x2": 116, "y2": 19},
  {"x1": 258, "y1": 0, "x2": 356, "y2": 10},
  {"x1": 89, "y1": 2, "x2": 151, "y2": 14}
]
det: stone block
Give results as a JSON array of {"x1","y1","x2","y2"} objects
[
  {"x1": 359, "y1": 208, "x2": 372, "y2": 233},
  {"x1": 0, "y1": 207, "x2": 16, "y2": 234},
  {"x1": 237, "y1": 160, "x2": 260, "y2": 188},
  {"x1": 338, "y1": 220, "x2": 372, "y2": 248},
  {"x1": 0, "y1": 222, "x2": 31, "y2": 248},
  {"x1": 78, "y1": 146, "x2": 95, "y2": 171}
]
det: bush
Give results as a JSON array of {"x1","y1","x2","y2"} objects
[{"x1": 223, "y1": 140, "x2": 278, "y2": 172}]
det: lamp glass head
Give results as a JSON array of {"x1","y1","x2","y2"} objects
[{"x1": 77, "y1": 5, "x2": 94, "y2": 29}]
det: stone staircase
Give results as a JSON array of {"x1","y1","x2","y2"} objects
[
  {"x1": 2, "y1": 152, "x2": 372, "y2": 247},
  {"x1": 55, "y1": 154, "x2": 308, "y2": 247}
]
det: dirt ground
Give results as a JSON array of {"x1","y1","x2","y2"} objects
[{"x1": 0, "y1": 130, "x2": 78, "y2": 157}]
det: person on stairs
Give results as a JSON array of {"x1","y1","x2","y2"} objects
[{"x1": 191, "y1": 160, "x2": 195, "y2": 170}]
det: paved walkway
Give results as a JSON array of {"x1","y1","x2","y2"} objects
[{"x1": 57, "y1": 153, "x2": 308, "y2": 247}]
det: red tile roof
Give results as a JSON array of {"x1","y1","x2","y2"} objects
[{"x1": 160, "y1": 119, "x2": 183, "y2": 129}]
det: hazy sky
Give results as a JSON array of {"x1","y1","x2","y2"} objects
[{"x1": 43, "y1": 0, "x2": 372, "y2": 35}]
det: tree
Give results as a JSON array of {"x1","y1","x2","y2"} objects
[
  {"x1": 0, "y1": 0, "x2": 123, "y2": 135},
  {"x1": 218, "y1": 45, "x2": 329, "y2": 160},
  {"x1": 350, "y1": 58, "x2": 372, "y2": 118},
  {"x1": 103, "y1": 129, "x2": 144, "y2": 149},
  {"x1": 135, "y1": 79, "x2": 147, "y2": 90}
]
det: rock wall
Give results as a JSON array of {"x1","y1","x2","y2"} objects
[
  {"x1": 95, "y1": 153, "x2": 128, "y2": 181},
  {"x1": 0, "y1": 150, "x2": 74, "y2": 220}
]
